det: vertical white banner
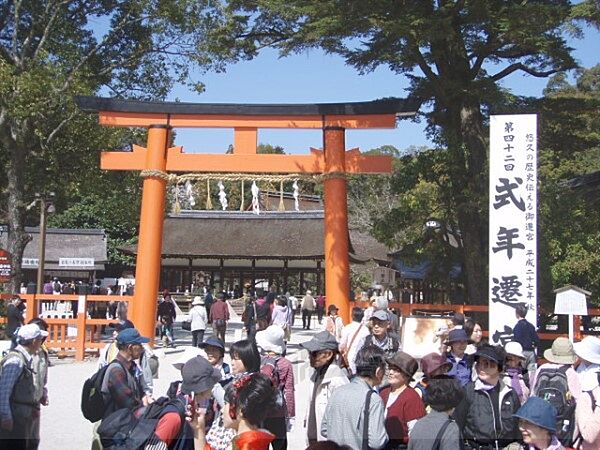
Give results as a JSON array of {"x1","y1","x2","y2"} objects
[{"x1": 489, "y1": 114, "x2": 537, "y2": 346}]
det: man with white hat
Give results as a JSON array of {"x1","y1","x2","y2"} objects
[
  {"x1": 0, "y1": 323, "x2": 49, "y2": 449},
  {"x1": 574, "y1": 336, "x2": 600, "y2": 449},
  {"x1": 189, "y1": 296, "x2": 208, "y2": 347}
]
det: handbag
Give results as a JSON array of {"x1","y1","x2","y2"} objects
[{"x1": 182, "y1": 319, "x2": 192, "y2": 331}]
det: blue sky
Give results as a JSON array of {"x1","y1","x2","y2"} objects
[{"x1": 170, "y1": 27, "x2": 599, "y2": 155}]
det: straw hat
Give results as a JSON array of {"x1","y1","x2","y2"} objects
[{"x1": 543, "y1": 337, "x2": 576, "y2": 365}]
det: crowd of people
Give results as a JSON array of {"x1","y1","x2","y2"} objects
[{"x1": 1, "y1": 290, "x2": 599, "y2": 450}]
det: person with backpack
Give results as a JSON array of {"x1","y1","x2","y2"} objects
[
  {"x1": 530, "y1": 337, "x2": 579, "y2": 448},
  {"x1": 453, "y1": 345, "x2": 521, "y2": 450},
  {"x1": 323, "y1": 305, "x2": 344, "y2": 341},
  {"x1": 0, "y1": 323, "x2": 48, "y2": 450},
  {"x1": 321, "y1": 345, "x2": 389, "y2": 449},
  {"x1": 573, "y1": 336, "x2": 600, "y2": 450},
  {"x1": 98, "y1": 319, "x2": 155, "y2": 400},
  {"x1": 271, "y1": 296, "x2": 293, "y2": 342},
  {"x1": 513, "y1": 396, "x2": 566, "y2": 450},
  {"x1": 408, "y1": 377, "x2": 465, "y2": 450},
  {"x1": 100, "y1": 327, "x2": 152, "y2": 419},
  {"x1": 315, "y1": 294, "x2": 326, "y2": 325},
  {"x1": 256, "y1": 325, "x2": 295, "y2": 450}
]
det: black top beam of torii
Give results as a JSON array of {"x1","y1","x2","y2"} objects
[{"x1": 75, "y1": 95, "x2": 421, "y2": 117}]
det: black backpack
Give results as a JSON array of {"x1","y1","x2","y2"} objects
[
  {"x1": 81, "y1": 360, "x2": 124, "y2": 423},
  {"x1": 98, "y1": 397, "x2": 191, "y2": 450},
  {"x1": 532, "y1": 365, "x2": 576, "y2": 446}
]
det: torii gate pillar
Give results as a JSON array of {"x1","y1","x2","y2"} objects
[
  {"x1": 131, "y1": 125, "x2": 170, "y2": 339},
  {"x1": 323, "y1": 127, "x2": 350, "y2": 322}
]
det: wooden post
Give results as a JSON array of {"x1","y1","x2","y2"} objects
[
  {"x1": 132, "y1": 125, "x2": 170, "y2": 341},
  {"x1": 323, "y1": 127, "x2": 350, "y2": 323},
  {"x1": 75, "y1": 294, "x2": 87, "y2": 361}
]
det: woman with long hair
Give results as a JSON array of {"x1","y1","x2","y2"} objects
[{"x1": 204, "y1": 339, "x2": 261, "y2": 450}]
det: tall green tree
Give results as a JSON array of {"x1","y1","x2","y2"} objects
[
  {"x1": 202, "y1": 0, "x2": 597, "y2": 303},
  {"x1": 0, "y1": 1, "x2": 225, "y2": 291},
  {"x1": 536, "y1": 66, "x2": 600, "y2": 306}
]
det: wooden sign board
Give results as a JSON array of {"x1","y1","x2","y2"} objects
[{"x1": 554, "y1": 289, "x2": 588, "y2": 316}]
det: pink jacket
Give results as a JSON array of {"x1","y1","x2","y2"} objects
[{"x1": 576, "y1": 385, "x2": 600, "y2": 450}]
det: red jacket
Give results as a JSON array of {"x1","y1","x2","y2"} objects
[
  {"x1": 379, "y1": 385, "x2": 426, "y2": 445},
  {"x1": 209, "y1": 301, "x2": 229, "y2": 322}
]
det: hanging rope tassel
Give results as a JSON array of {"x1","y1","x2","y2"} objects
[
  {"x1": 172, "y1": 184, "x2": 181, "y2": 215},
  {"x1": 206, "y1": 180, "x2": 213, "y2": 210},
  {"x1": 278, "y1": 181, "x2": 285, "y2": 211},
  {"x1": 239, "y1": 180, "x2": 245, "y2": 211}
]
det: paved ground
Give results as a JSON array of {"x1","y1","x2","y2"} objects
[{"x1": 39, "y1": 316, "x2": 319, "y2": 450}]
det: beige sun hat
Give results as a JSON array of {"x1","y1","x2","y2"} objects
[
  {"x1": 192, "y1": 296, "x2": 204, "y2": 306},
  {"x1": 543, "y1": 337, "x2": 576, "y2": 364}
]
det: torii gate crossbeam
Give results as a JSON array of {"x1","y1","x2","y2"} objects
[{"x1": 77, "y1": 96, "x2": 419, "y2": 340}]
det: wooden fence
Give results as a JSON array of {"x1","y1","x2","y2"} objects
[{"x1": 1, "y1": 294, "x2": 598, "y2": 361}]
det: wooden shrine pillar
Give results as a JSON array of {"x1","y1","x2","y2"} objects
[
  {"x1": 132, "y1": 125, "x2": 170, "y2": 341},
  {"x1": 323, "y1": 127, "x2": 351, "y2": 323}
]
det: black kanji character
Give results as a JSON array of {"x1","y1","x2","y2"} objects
[
  {"x1": 493, "y1": 178, "x2": 525, "y2": 211},
  {"x1": 492, "y1": 227, "x2": 525, "y2": 259}
]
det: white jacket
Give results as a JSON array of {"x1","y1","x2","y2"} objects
[
  {"x1": 189, "y1": 305, "x2": 208, "y2": 331},
  {"x1": 303, "y1": 362, "x2": 349, "y2": 443}
]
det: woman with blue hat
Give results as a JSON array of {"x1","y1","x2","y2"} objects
[
  {"x1": 513, "y1": 396, "x2": 565, "y2": 450},
  {"x1": 443, "y1": 328, "x2": 474, "y2": 387}
]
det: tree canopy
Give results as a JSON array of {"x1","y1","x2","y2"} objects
[{"x1": 202, "y1": 0, "x2": 598, "y2": 303}]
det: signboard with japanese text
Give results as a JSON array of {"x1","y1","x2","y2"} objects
[
  {"x1": 59, "y1": 258, "x2": 94, "y2": 268},
  {"x1": 22, "y1": 258, "x2": 39, "y2": 267},
  {"x1": 0, "y1": 248, "x2": 11, "y2": 283},
  {"x1": 489, "y1": 114, "x2": 537, "y2": 346}
]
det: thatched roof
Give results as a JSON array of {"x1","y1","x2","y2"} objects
[
  {"x1": 123, "y1": 211, "x2": 390, "y2": 263},
  {"x1": 0, "y1": 227, "x2": 108, "y2": 270}
]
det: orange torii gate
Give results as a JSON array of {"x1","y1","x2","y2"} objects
[{"x1": 77, "y1": 96, "x2": 419, "y2": 341}]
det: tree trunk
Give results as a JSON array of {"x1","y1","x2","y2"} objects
[
  {"x1": 439, "y1": 100, "x2": 489, "y2": 305},
  {"x1": 5, "y1": 140, "x2": 31, "y2": 294}
]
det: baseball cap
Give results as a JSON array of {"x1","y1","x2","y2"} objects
[
  {"x1": 116, "y1": 328, "x2": 150, "y2": 345},
  {"x1": 180, "y1": 356, "x2": 222, "y2": 395},
  {"x1": 300, "y1": 331, "x2": 339, "y2": 352},
  {"x1": 371, "y1": 310, "x2": 389, "y2": 321}
]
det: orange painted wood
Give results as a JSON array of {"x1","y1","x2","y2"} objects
[
  {"x1": 132, "y1": 126, "x2": 170, "y2": 343},
  {"x1": 101, "y1": 145, "x2": 147, "y2": 170},
  {"x1": 98, "y1": 112, "x2": 397, "y2": 129},
  {"x1": 323, "y1": 128, "x2": 351, "y2": 324},
  {"x1": 164, "y1": 147, "x2": 391, "y2": 174},
  {"x1": 234, "y1": 128, "x2": 258, "y2": 154}
]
